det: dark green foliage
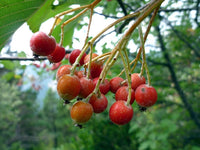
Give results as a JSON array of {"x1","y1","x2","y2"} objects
[{"x1": 0, "y1": 78, "x2": 22, "y2": 150}]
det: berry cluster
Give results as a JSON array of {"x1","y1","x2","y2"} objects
[
  {"x1": 29, "y1": 0, "x2": 162, "y2": 127},
  {"x1": 58, "y1": 50, "x2": 157, "y2": 126},
  {"x1": 30, "y1": 31, "x2": 157, "y2": 126}
]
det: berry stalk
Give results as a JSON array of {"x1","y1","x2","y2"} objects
[
  {"x1": 138, "y1": 24, "x2": 151, "y2": 86},
  {"x1": 139, "y1": 25, "x2": 145, "y2": 77},
  {"x1": 86, "y1": 43, "x2": 93, "y2": 79},
  {"x1": 48, "y1": 5, "x2": 89, "y2": 36},
  {"x1": 119, "y1": 50, "x2": 132, "y2": 106},
  {"x1": 72, "y1": 0, "x2": 161, "y2": 76},
  {"x1": 83, "y1": 5, "x2": 94, "y2": 48},
  {"x1": 70, "y1": 47, "x2": 88, "y2": 75},
  {"x1": 60, "y1": 8, "x2": 89, "y2": 46}
]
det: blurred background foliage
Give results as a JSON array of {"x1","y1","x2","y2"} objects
[{"x1": 0, "y1": 0, "x2": 200, "y2": 150}]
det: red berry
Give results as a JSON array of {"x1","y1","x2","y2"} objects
[
  {"x1": 70, "y1": 101, "x2": 93, "y2": 124},
  {"x1": 89, "y1": 93, "x2": 108, "y2": 113},
  {"x1": 32, "y1": 63, "x2": 40, "y2": 68},
  {"x1": 90, "y1": 64, "x2": 103, "y2": 79},
  {"x1": 84, "y1": 53, "x2": 104, "y2": 66},
  {"x1": 76, "y1": 70, "x2": 84, "y2": 78},
  {"x1": 131, "y1": 73, "x2": 146, "y2": 90},
  {"x1": 93, "y1": 78, "x2": 110, "y2": 95},
  {"x1": 79, "y1": 77, "x2": 95, "y2": 98},
  {"x1": 84, "y1": 53, "x2": 99, "y2": 64},
  {"x1": 110, "y1": 77, "x2": 127, "y2": 93},
  {"x1": 50, "y1": 62, "x2": 61, "y2": 71},
  {"x1": 57, "y1": 75, "x2": 81, "y2": 100},
  {"x1": 42, "y1": 63, "x2": 47, "y2": 68},
  {"x1": 84, "y1": 53, "x2": 103, "y2": 79},
  {"x1": 30, "y1": 31, "x2": 56, "y2": 56},
  {"x1": 135, "y1": 84, "x2": 157, "y2": 107},
  {"x1": 69, "y1": 49, "x2": 86, "y2": 66},
  {"x1": 115, "y1": 86, "x2": 135, "y2": 104},
  {"x1": 109, "y1": 100, "x2": 133, "y2": 125},
  {"x1": 65, "y1": 54, "x2": 70, "y2": 59},
  {"x1": 56, "y1": 65, "x2": 72, "y2": 81},
  {"x1": 47, "y1": 44, "x2": 65, "y2": 63}
]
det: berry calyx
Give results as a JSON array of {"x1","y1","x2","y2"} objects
[
  {"x1": 135, "y1": 84, "x2": 157, "y2": 107},
  {"x1": 70, "y1": 101, "x2": 93, "y2": 124},
  {"x1": 47, "y1": 44, "x2": 66, "y2": 63},
  {"x1": 89, "y1": 93, "x2": 108, "y2": 113},
  {"x1": 30, "y1": 31, "x2": 56, "y2": 56},
  {"x1": 115, "y1": 86, "x2": 135, "y2": 104},
  {"x1": 57, "y1": 75, "x2": 81, "y2": 100},
  {"x1": 109, "y1": 100, "x2": 133, "y2": 125}
]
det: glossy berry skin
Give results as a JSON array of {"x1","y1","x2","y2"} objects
[
  {"x1": 109, "y1": 100, "x2": 133, "y2": 125},
  {"x1": 93, "y1": 78, "x2": 110, "y2": 95},
  {"x1": 57, "y1": 75, "x2": 81, "y2": 100},
  {"x1": 69, "y1": 49, "x2": 86, "y2": 66},
  {"x1": 56, "y1": 65, "x2": 76, "y2": 81},
  {"x1": 110, "y1": 77, "x2": 127, "y2": 93},
  {"x1": 89, "y1": 93, "x2": 108, "y2": 113},
  {"x1": 131, "y1": 73, "x2": 146, "y2": 90},
  {"x1": 115, "y1": 86, "x2": 135, "y2": 104},
  {"x1": 76, "y1": 70, "x2": 85, "y2": 78},
  {"x1": 90, "y1": 64, "x2": 103, "y2": 79},
  {"x1": 84, "y1": 53, "x2": 99, "y2": 64},
  {"x1": 30, "y1": 31, "x2": 56, "y2": 56},
  {"x1": 84, "y1": 53, "x2": 104, "y2": 66},
  {"x1": 84, "y1": 53, "x2": 103, "y2": 79},
  {"x1": 47, "y1": 44, "x2": 65, "y2": 63},
  {"x1": 70, "y1": 101, "x2": 93, "y2": 124},
  {"x1": 79, "y1": 77, "x2": 95, "y2": 98},
  {"x1": 135, "y1": 84, "x2": 157, "y2": 107}
]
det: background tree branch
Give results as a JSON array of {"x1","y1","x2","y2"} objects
[
  {"x1": 155, "y1": 22, "x2": 200, "y2": 129},
  {"x1": 195, "y1": 0, "x2": 200, "y2": 27},
  {"x1": 160, "y1": 14, "x2": 200, "y2": 58}
]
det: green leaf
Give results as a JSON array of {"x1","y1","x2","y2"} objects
[
  {"x1": 51, "y1": 14, "x2": 81, "y2": 47},
  {"x1": 27, "y1": 0, "x2": 93, "y2": 33},
  {"x1": 27, "y1": 0, "x2": 55, "y2": 32},
  {"x1": 0, "y1": 0, "x2": 46, "y2": 51},
  {"x1": 1, "y1": 72, "x2": 15, "y2": 81},
  {"x1": 102, "y1": 0, "x2": 118, "y2": 16},
  {"x1": 139, "y1": 141, "x2": 151, "y2": 150},
  {"x1": 17, "y1": 51, "x2": 26, "y2": 57},
  {"x1": 0, "y1": 60, "x2": 15, "y2": 70}
]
